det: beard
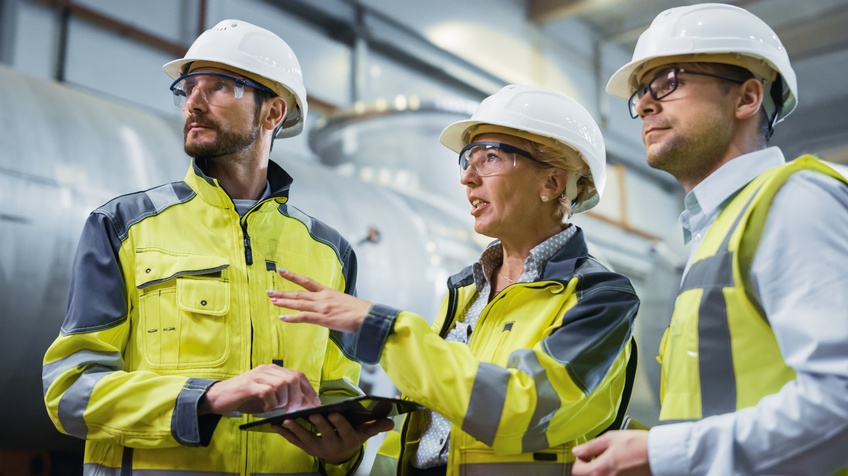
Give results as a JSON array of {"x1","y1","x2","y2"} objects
[
  {"x1": 183, "y1": 114, "x2": 261, "y2": 160},
  {"x1": 645, "y1": 115, "x2": 733, "y2": 185}
]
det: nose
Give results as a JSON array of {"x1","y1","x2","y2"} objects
[
  {"x1": 184, "y1": 88, "x2": 208, "y2": 111},
  {"x1": 633, "y1": 92, "x2": 658, "y2": 118},
  {"x1": 460, "y1": 163, "x2": 480, "y2": 186}
]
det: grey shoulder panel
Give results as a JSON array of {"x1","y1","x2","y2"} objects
[
  {"x1": 95, "y1": 182, "x2": 195, "y2": 242},
  {"x1": 276, "y1": 204, "x2": 357, "y2": 294},
  {"x1": 61, "y1": 182, "x2": 195, "y2": 335},
  {"x1": 542, "y1": 261, "x2": 639, "y2": 394}
]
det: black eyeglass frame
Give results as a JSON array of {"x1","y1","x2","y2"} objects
[
  {"x1": 628, "y1": 67, "x2": 746, "y2": 119},
  {"x1": 169, "y1": 71, "x2": 276, "y2": 107},
  {"x1": 458, "y1": 141, "x2": 540, "y2": 176}
]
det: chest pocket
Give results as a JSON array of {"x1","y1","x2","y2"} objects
[{"x1": 136, "y1": 251, "x2": 230, "y2": 370}]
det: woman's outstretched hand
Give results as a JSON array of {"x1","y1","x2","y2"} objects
[{"x1": 267, "y1": 268, "x2": 372, "y2": 333}]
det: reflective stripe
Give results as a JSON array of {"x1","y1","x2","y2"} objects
[
  {"x1": 43, "y1": 349, "x2": 123, "y2": 392},
  {"x1": 83, "y1": 464, "x2": 318, "y2": 475},
  {"x1": 44, "y1": 349, "x2": 123, "y2": 438},
  {"x1": 146, "y1": 183, "x2": 180, "y2": 214},
  {"x1": 83, "y1": 464, "x2": 121, "y2": 476},
  {"x1": 459, "y1": 461, "x2": 572, "y2": 476},
  {"x1": 678, "y1": 193, "x2": 755, "y2": 418},
  {"x1": 508, "y1": 349, "x2": 558, "y2": 452},
  {"x1": 681, "y1": 252, "x2": 737, "y2": 416},
  {"x1": 463, "y1": 362, "x2": 510, "y2": 445},
  {"x1": 84, "y1": 463, "x2": 239, "y2": 475},
  {"x1": 58, "y1": 366, "x2": 111, "y2": 438}
]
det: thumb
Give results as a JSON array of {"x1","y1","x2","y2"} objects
[{"x1": 573, "y1": 433, "x2": 611, "y2": 459}]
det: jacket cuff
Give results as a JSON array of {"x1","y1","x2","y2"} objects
[
  {"x1": 172, "y1": 377, "x2": 222, "y2": 446},
  {"x1": 318, "y1": 446, "x2": 364, "y2": 476},
  {"x1": 353, "y1": 304, "x2": 400, "y2": 365}
]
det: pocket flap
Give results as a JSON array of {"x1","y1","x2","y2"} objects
[
  {"x1": 177, "y1": 278, "x2": 229, "y2": 316},
  {"x1": 136, "y1": 249, "x2": 229, "y2": 289}
]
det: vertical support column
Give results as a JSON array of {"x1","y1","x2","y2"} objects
[
  {"x1": 350, "y1": 4, "x2": 367, "y2": 103},
  {"x1": 54, "y1": 0, "x2": 70, "y2": 82},
  {"x1": 0, "y1": 0, "x2": 16, "y2": 65}
]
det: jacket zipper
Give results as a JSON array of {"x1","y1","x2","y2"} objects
[
  {"x1": 236, "y1": 197, "x2": 267, "y2": 268},
  {"x1": 439, "y1": 286, "x2": 460, "y2": 338},
  {"x1": 242, "y1": 223, "x2": 253, "y2": 265},
  {"x1": 397, "y1": 415, "x2": 412, "y2": 476}
]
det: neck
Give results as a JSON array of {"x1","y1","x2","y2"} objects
[
  {"x1": 202, "y1": 143, "x2": 271, "y2": 200},
  {"x1": 498, "y1": 222, "x2": 564, "y2": 281},
  {"x1": 680, "y1": 128, "x2": 765, "y2": 193}
]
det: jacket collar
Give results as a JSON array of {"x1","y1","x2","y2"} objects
[
  {"x1": 447, "y1": 226, "x2": 589, "y2": 289},
  {"x1": 539, "y1": 226, "x2": 588, "y2": 282},
  {"x1": 186, "y1": 158, "x2": 293, "y2": 208}
]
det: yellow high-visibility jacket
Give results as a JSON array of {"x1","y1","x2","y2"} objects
[
  {"x1": 658, "y1": 157, "x2": 848, "y2": 475},
  {"x1": 356, "y1": 228, "x2": 639, "y2": 476},
  {"x1": 43, "y1": 160, "x2": 363, "y2": 476}
]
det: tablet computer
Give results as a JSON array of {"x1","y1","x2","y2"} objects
[{"x1": 239, "y1": 395, "x2": 426, "y2": 432}]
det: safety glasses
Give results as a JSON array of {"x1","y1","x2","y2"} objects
[
  {"x1": 628, "y1": 67, "x2": 745, "y2": 118},
  {"x1": 169, "y1": 72, "x2": 275, "y2": 108},
  {"x1": 458, "y1": 141, "x2": 538, "y2": 177}
]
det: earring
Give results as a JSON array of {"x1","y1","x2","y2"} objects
[{"x1": 541, "y1": 195, "x2": 550, "y2": 202}]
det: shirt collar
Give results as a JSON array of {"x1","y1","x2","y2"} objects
[
  {"x1": 472, "y1": 226, "x2": 576, "y2": 288},
  {"x1": 679, "y1": 147, "x2": 786, "y2": 243}
]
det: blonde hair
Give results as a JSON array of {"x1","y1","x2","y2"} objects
[{"x1": 509, "y1": 135, "x2": 592, "y2": 221}]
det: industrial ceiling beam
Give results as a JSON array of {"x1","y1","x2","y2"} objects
[{"x1": 528, "y1": 0, "x2": 595, "y2": 24}]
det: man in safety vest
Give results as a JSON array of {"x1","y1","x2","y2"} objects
[{"x1": 572, "y1": 4, "x2": 848, "y2": 475}]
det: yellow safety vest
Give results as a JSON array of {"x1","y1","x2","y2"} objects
[{"x1": 658, "y1": 156, "x2": 847, "y2": 474}]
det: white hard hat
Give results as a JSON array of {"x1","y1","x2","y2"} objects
[
  {"x1": 607, "y1": 3, "x2": 797, "y2": 123},
  {"x1": 163, "y1": 19, "x2": 308, "y2": 138},
  {"x1": 440, "y1": 84, "x2": 606, "y2": 213}
]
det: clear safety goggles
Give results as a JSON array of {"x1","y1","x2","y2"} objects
[
  {"x1": 628, "y1": 67, "x2": 745, "y2": 118},
  {"x1": 458, "y1": 141, "x2": 539, "y2": 177},
  {"x1": 169, "y1": 72, "x2": 275, "y2": 108}
]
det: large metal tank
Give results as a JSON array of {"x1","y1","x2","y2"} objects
[
  {"x1": 0, "y1": 64, "x2": 186, "y2": 452},
  {"x1": 308, "y1": 96, "x2": 478, "y2": 210}
]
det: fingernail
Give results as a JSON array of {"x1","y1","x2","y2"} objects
[
  {"x1": 279, "y1": 315, "x2": 287, "y2": 320},
  {"x1": 266, "y1": 290, "x2": 274, "y2": 295},
  {"x1": 277, "y1": 267, "x2": 287, "y2": 274}
]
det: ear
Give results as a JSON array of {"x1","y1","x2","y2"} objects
[
  {"x1": 541, "y1": 167, "x2": 568, "y2": 199},
  {"x1": 735, "y1": 78, "x2": 764, "y2": 121},
  {"x1": 262, "y1": 97, "x2": 287, "y2": 132}
]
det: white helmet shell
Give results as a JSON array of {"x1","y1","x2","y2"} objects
[
  {"x1": 606, "y1": 3, "x2": 797, "y2": 121},
  {"x1": 440, "y1": 84, "x2": 606, "y2": 213},
  {"x1": 163, "y1": 19, "x2": 307, "y2": 138}
]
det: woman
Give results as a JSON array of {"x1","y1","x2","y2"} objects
[{"x1": 268, "y1": 84, "x2": 639, "y2": 476}]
